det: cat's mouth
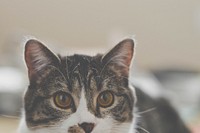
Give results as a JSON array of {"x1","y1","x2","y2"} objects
[{"x1": 68, "y1": 123, "x2": 95, "y2": 133}]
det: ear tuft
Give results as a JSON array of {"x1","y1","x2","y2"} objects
[{"x1": 24, "y1": 39, "x2": 59, "y2": 79}]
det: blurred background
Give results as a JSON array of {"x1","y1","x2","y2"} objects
[{"x1": 0, "y1": 0, "x2": 200, "y2": 133}]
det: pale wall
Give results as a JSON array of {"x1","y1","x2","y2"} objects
[{"x1": 0, "y1": 0, "x2": 200, "y2": 71}]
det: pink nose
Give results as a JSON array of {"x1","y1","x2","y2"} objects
[{"x1": 78, "y1": 122, "x2": 95, "y2": 133}]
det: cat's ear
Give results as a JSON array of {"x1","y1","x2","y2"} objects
[
  {"x1": 101, "y1": 39, "x2": 135, "y2": 77},
  {"x1": 24, "y1": 39, "x2": 60, "y2": 79}
]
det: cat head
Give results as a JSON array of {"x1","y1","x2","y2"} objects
[{"x1": 21, "y1": 39, "x2": 136, "y2": 133}]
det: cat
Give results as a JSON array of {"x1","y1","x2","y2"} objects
[{"x1": 18, "y1": 38, "x2": 190, "y2": 133}]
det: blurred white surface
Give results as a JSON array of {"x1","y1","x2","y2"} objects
[{"x1": 0, "y1": 67, "x2": 25, "y2": 93}]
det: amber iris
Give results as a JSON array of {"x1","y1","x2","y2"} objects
[
  {"x1": 54, "y1": 92, "x2": 72, "y2": 109},
  {"x1": 97, "y1": 91, "x2": 114, "y2": 108}
]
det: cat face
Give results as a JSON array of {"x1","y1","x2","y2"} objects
[{"x1": 20, "y1": 39, "x2": 136, "y2": 133}]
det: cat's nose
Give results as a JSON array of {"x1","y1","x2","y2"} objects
[{"x1": 78, "y1": 122, "x2": 95, "y2": 133}]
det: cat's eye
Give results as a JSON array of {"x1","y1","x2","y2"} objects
[
  {"x1": 53, "y1": 92, "x2": 72, "y2": 109},
  {"x1": 97, "y1": 91, "x2": 114, "y2": 108}
]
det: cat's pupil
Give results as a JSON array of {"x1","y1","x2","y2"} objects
[
  {"x1": 101, "y1": 93, "x2": 109, "y2": 102},
  {"x1": 59, "y1": 95, "x2": 67, "y2": 103}
]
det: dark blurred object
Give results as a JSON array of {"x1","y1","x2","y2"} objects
[{"x1": 153, "y1": 69, "x2": 200, "y2": 122}]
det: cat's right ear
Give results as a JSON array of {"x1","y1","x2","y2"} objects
[
  {"x1": 101, "y1": 39, "x2": 135, "y2": 77},
  {"x1": 24, "y1": 39, "x2": 60, "y2": 79}
]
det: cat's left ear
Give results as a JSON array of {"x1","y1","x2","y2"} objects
[
  {"x1": 101, "y1": 39, "x2": 135, "y2": 77},
  {"x1": 24, "y1": 39, "x2": 60, "y2": 79}
]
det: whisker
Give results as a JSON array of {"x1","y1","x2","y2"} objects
[
  {"x1": 29, "y1": 124, "x2": 59, "y2": 129},
  {"x1": 71, "y1": 63, "x2": 80, "y2": 73},
  {"x1": 137, "y1": 125, "x2": 150, "y2": 133},
  {"x1": 0, "y1": 114, "x2": 20, "y2": 119},
  {"x1": 137, "y1": 107, "x2": 156, "y2": 115},
  {"x1": 65, "y1": 57, "x2": 70, "y2": 80}
]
